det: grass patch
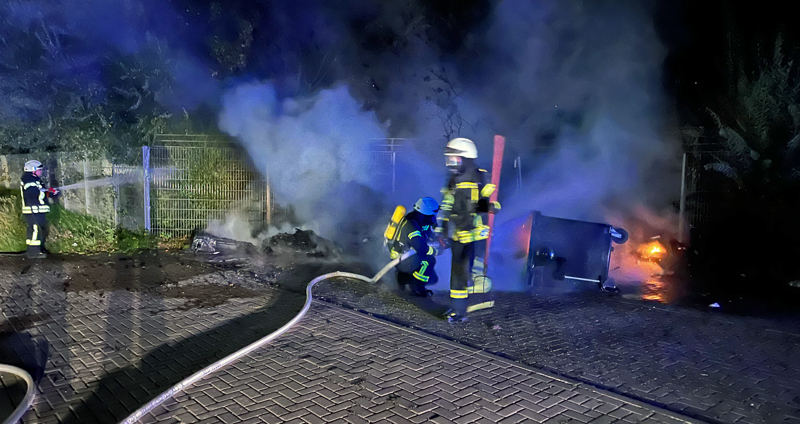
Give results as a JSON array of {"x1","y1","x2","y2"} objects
[
  {"x1": 47, "y1": 204, "x2": 117, "y2": 253},
  {"x1": 0, "y1": 188, "x2": 26, "y2": 253},
  {"x1": 0, "y1": 187, "x2": 183, "y2": 254}
]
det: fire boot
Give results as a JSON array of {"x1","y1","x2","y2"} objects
[
  {"x1": 468, "y1": 275, "x2": 493, "y2": 294},
  {"x1": 396, "y1": 271, "x2": 412, "y2": 293},
  {"x1": 444, "y1": 297, "x2": 469, "y2": 323}
]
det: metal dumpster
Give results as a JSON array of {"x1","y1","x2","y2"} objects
[{"x1": 524, "y1": 211, "x2": 628, "y2": 289}]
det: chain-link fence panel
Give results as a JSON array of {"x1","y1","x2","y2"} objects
[
  {"x1": 148, "y1": 134, "x2": 269, "y2": 238},
  {"x1": 683, "y1": 149, "x2": 741, "y2": 237},
  {"x1": 1, "y1": 153, "x2": 143, "y2": 228}
]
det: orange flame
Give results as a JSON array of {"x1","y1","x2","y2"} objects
[
  {"x1": 641, "y1": 278, "x2": 666, "y2": 302},
  {"x1": 604, "y1": 206, "x2": 686, "y2": 304},
  {"x1": 637, "y1": 240, "x2": 667, "y2": 262}
]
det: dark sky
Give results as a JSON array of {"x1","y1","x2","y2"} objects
[
  {"x1": 3, "y1": 0, "x2": 797, "y2": 150},
  {"x1": 657, "y1": 0, "x2": 800, "y2": 124},
  {"x1": 170, "y1": 0, "x2": 800, "y2": 129}
]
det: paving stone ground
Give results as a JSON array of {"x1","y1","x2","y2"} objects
[
  {"x1": 312, "y1": 278, "x2": 800, "y2": 424},
  {"x1": 0, "y1": 255, "x2": 305, "y2": 424},
  {"x1": 2, "y1": 253, "x2": 799, "y2": 423},
  {"x1": 142, "y1": 301, "x2": 701, "y2": 424}
]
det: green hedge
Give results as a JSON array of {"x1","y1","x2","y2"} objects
[{"x1": 0, "y1": 187, "x2": 163, "y2": 254}]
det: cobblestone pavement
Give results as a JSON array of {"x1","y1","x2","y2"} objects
[
  {"x1": 143, "y1": 301, "x2": 700, "y2": 424},
  {"x1": 312, "y1": 279, "x2": 800, "y2": 424},
  {"x1": 2, "y1": 252, "x2": 798, "y2": 423},
  {"x1": 0, "y1": 255, "x2": 305, "y2": 424}
]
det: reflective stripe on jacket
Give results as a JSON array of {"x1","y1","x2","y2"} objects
[
  {"x1": 20, "y1": 172, "x2": 50, "y2": 214},
  {"x1": 436, "y1": 165, "x2": 496, "y2": 242}
]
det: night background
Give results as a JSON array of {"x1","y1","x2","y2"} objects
[
  {"x1": 2, "y1": 0, "x2": 800, "y2": 307},
  {"x1": 4, "y1": 1, "x2": 800, "y2": 424},
  {"x1": 3, "y1": 0, "x2": 800, "y2": 303}
]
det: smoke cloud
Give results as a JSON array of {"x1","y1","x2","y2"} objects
[
  {"x1": 214, "y1": 0, "x2": 682, "y2": 290},
  {"x1": 2, "y1": 0, "x2": 684, "y2": 290},
  {"x1": 218, "y1": 82, "x2": 391, "y2": 248},
  {"x1": 472, "y1": 1, "x2": 683, "y2": 290}
]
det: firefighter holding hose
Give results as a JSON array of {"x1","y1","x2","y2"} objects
[
  {"x1": 436, "y1": 138, "x2": 500, "y2": 323},
  {"x1": 20, "y1": 160, "x2": 57, "y2": 258},
  {"x1": 387, "y1": 197, "x2": 441, "y2": 297}
]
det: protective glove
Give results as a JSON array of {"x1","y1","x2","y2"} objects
[
  {"x1": 477, "y1": 199, "x2": 501, "y2": 214},
  {"x1": 432, "y1": 236, "x2": 450, "y2": 254}
]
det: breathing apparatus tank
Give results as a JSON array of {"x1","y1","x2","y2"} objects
[{"x1": 384, "y1": 205, "x2": 406, "y2": 245}]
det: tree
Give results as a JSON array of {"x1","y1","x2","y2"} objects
[
  {"x1": 0, "y1": 1, "x2": 174, "y2": 159},
  {"x1": 698, "y1": 34, "x2": 800, "y2": 289},
  {"x1": 705, "y1": 35, "x2": 800, "y2": 201}
]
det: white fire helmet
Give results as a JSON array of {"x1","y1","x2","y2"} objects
[
  {"x1": 24, "y1": 160, "x2": 43, "y2": 172},
  {"x1": 444, "y1": 138, "x2": 478, "y2": 159}
]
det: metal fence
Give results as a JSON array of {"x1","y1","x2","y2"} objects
[
  {"x1": 682, "y1": 148, "x2": 739, "y2": 237},
  {"x1": 145, "y1": 134, "x2": 271, "y2": 238},
  {"x1": 368, "y1": 138, "x2": 405, "y2": 201},
  {"x1": 2, "y1": 135, "x2": 407, "y2": 238},
  {"x1": 1, "y1": 152, "x2": 144, "y2": 229},
  {"x1": 146, "y1": 135, "x2": 404, "y2": 237},
  {"x1": 150, "y1": 139, "x2": 736, "y2": 243}
]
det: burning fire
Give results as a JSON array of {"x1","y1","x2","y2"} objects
[
  {"x1": 610, "y1": 237, "x2": 667, "y2": 282},
  {"x1": 605, "y1": 205, "x2": 687, "y2": 304},
  {"x1": 610, "y1": 238, "x2": 672, "y2": 303},
  {"x1": 641, "y1": 278, "x2": 666, "y2": 302},
  {"x1": 637, "y1": 240, "x2": 667, "y2": 262}
]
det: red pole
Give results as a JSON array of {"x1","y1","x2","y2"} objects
[{"x1": 484, "y1": 134, "x2": 505, "y2": 272}]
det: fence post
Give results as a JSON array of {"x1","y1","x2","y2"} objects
[
  {"x1": 391, "y1": 150, "x2": 396, "y2": 199},
  {"x1": 112, "y1": 164, "x2": 119, "y2": 228},
  {"x1": 0, "y1": 155, "x2": 9, "y2": 188},
  {"x1": 143, "y1": 146, "x2": 151, "y2": 232},
  {"x1": 678, "y1": 152, "x2": 687, "y2": 243},
  {"x1": 83, "y1": 160, "x2": 90, "y2": 215},
  {"x1": 266, "y1": 173, "x2": 272, "y2": 227}
]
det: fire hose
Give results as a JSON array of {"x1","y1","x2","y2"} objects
[
  {"x1": 119, "y1": 250, "x2": 416, "y2": 424},
  {"x1": 0, "y1": 364, "x2": 35, "y2": 424}
]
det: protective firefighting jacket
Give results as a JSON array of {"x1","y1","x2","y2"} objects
[
  {"x1": 436, "y1": 163, "x2": 500, "y2": 244},
  {"x1": 389, "y1": 211, "x2": 437, "y2": 260},
  {"x1": 20, "y1": 172, "x2": 50, "y2": 214}
]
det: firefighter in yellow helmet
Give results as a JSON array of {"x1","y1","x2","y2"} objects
[
  {"x1": 436, "y1": 138, "x2": 500, "y2": 323},
  {"x1": 388, "y1": 197, "x2": 440, "y2": 296},
  {"x1": 20, "y1": 160, "x2": 58, "y2": 258}
]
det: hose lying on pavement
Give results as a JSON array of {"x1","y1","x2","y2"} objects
[
  {"x1": 0, "y1": 364, "x2": 35, "y2": 424},
  {"x1": 119, "y1": 250, "x2": 415, "y2": 424}
]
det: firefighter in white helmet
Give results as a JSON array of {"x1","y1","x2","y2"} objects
[
  {"x1": 436, "y1": 138, "x2": 500, "y2": 323},
  {"x1": 20, "y1": 160, "x2": 58, "y2": 258},
  {"x1": 388, "y1": 197, "x2": 441, "y2": 296}
]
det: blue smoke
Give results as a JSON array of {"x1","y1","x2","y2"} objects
[
  {"x1": 219, "y1": 81, "x2": 389, "y2": 242},
  {"x1": 2, "y1": 0, "x2": 683, "y2": 291}
]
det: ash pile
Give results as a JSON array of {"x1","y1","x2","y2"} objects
[{"x1": 190, "y1": 228, "x2": 340, "y2": 263}]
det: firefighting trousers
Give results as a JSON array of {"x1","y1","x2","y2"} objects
[
  {"x1": 25, "y1": 213, "x2": 48, "y2": 254},
  {"x1": 467, "y1": 237, "x2": 494, "y2": 312},
  {"x1": 449, "y1": 240, "x2": 473, "y2": 316},
  {"x1": 396, "y1": 253, "x2": 437, "y2": 295},
  {"x1": 471, "y1": 238, "x2": 486, "y2": 277}
]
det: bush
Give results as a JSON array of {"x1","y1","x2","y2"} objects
[
  {"x1": 0, "y1": 188, "x2": 26, "y2": 253},
  {"x1": 0, "y1": 188, "x2": 169, "y2": 254}
]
